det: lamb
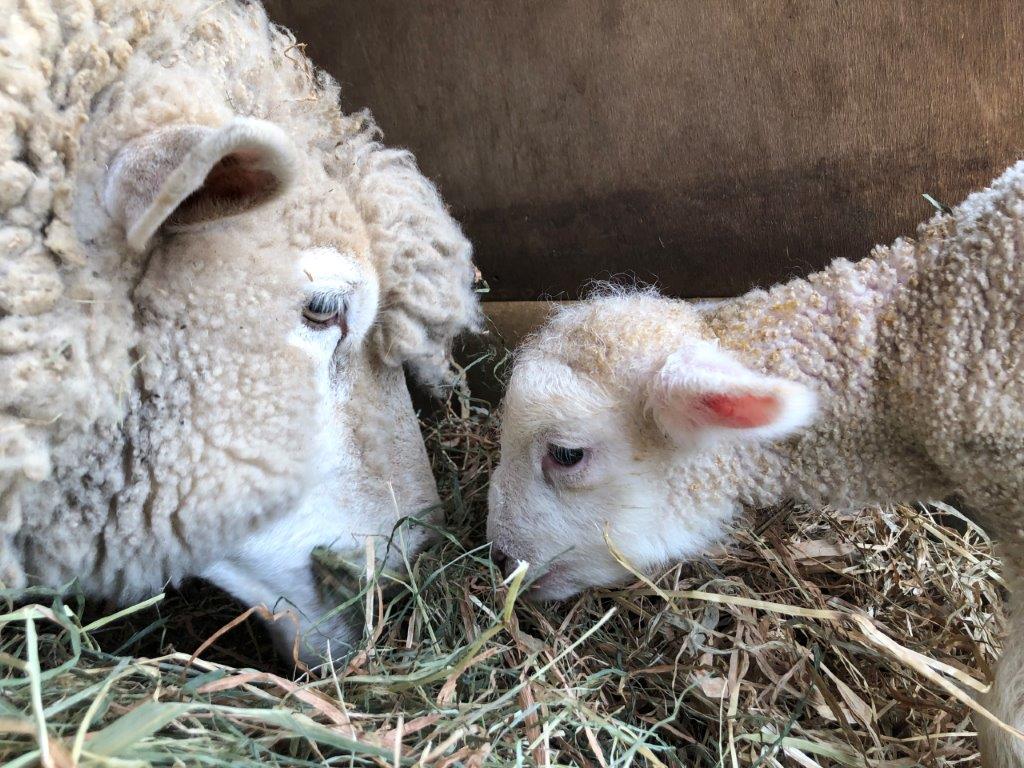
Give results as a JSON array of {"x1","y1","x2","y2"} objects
[
  {"x1": 486, "y1": 161, "x2": 1024, "y2": 765},
  {"x1": 1, "y1": 0, "x2": 479, "y2": 664}
]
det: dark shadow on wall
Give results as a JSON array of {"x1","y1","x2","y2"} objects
[{"x1": 267, "y1": 0, "x2": 1024, "y2": 300}]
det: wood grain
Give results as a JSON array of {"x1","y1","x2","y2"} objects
[{"x1": 266, "y1": 0, "x2": 1024, "y2": 299}]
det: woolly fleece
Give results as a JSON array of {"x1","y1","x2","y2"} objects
[{"x1": 1, "y1": 0, "x2": 479, "y2": 655}]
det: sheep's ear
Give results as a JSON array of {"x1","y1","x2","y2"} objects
[
  {"x1": 104, "y1": 118, "x2": 297, "y2": 252},
  {"x1": 647, "y1": 343, "x2": 817, "y2": 447}
]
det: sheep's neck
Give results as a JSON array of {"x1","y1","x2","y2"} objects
[{"x1": 705, "y1": 240, "x2": 936, "y2": 510}]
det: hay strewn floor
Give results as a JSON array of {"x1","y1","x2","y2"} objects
[{"x1": 0, "y1": 396, "x2": 1006, "y2": 767}]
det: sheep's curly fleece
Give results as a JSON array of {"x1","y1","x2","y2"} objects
[{"x1": 0, "y1": 0, "x2": 479, "y2": 585}]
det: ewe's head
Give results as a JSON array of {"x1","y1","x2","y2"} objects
[
  {"x1": 93, "y1": 117, "x2": 442, "y2": 620},
  {"x1": 3, "y1": 0, "x2": 477, "y2": 661},
  {"x1": 487, "y1": 293, "x2": 816, "y2": 600}
]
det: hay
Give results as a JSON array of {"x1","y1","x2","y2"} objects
[{"x1": 0, "y1": 394, "x2": 1007, "y2": 767}]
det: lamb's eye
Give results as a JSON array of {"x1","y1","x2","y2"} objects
[
  {"x1": 547, "y1": 444, "x2": 585, "y2": 467},
  {"x1": 302, "y1": 294, "x2": 340, "y2": 327}
]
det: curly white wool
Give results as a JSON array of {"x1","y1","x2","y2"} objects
[{"x1": 1, "y1": 0, "x2": 479, "y2": 662}]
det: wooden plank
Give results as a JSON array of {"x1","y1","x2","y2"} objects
[
  {"x1": 451, "y1": 301, "x2": 559, "y2": 403},
  {"x1": 479, "y1": 300, "x2": 563, "y2": 349},
  {"x1": 267, "y1": 0, "x2": 1024, "y2": 300}
]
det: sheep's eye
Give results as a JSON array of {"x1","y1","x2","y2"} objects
[
  {"x1": 547, "y1": 444, "x2": 585, "y2": 467},
  {"x1": 302, "y1": 293, "x2": 341, "y2": 327}
]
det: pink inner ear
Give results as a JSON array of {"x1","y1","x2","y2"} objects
[
  {"x1": 196, "y1": 152, "x2": 277, "y2": 202},
  {"x1": 700, "y1": 393, "x2": 781, "y2": 429},
  {"x1": 170, "y1": 152, "x2": 279, "y2": 226}
]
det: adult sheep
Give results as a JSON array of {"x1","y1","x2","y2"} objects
[
  {"x1": 1, "y1": 0, "x2": 479, "y2": 663},
  {"x1": 486, "y1": 162, "x2": 1024, "y2": 765}
]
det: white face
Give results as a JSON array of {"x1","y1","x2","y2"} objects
[
  {"x1": 288, "y1": 246, "x2": 441, "y2": 564},
  {"x1": 488, "y1": 339, "x2": 817, "y2": 602},
  {"x1": 487, "y1": 359, "x2": 704, "y2": 600},
  {"x1": 133, "y1": 231, "x2": 440, "y2": 661},
  {"x1": 204, "y1": 243, "x2": 441, "y2": 662},
  {"x1": 96, "y1": 118, "x2": 445, "y2": 660}
]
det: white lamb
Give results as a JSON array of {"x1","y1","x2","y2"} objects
[
  {"x1": 487, "y1": 162, "x2": 1024, "y2": 765},
  {"x1": 1, "y1": 0, "x2": 479, "y2": 663}
]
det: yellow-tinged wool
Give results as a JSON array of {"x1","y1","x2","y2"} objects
[{"x1": 0, "y1": 0, "x2": 479, "y2": 599}]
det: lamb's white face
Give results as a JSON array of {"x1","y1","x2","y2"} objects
[
  {"x1": 488, "y1": 319, "x2": 817, "y2": 602},
  {"x1": 488, "y1": 358, "x2": 718, "y2": 600}
]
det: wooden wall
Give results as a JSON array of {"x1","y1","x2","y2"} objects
[{"x1": 266, "y1": 0, "x2": 1024, "y2": 301}]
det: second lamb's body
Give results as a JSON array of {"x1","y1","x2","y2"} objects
[
  {"x1": 487, "y1": 162, "x2": 1024, "y2": 766},
  {"x1": 709, "y1": 183, "x2": 1024, "y2": 537}
]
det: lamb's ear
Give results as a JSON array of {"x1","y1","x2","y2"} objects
[
  {"x1": 104, "y1": 117, "x2": 297, "y2": 252},
  {"x1": 647, "y1": 343, "x2": 817, "y2": 447}
]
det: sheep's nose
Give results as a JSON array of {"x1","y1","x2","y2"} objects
[{"x1": 491, "y1": 545, "x2": 512, "y2": 576}]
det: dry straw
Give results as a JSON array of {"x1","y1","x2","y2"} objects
[{"x1": 0, "y1": 395, "x2": 1009, "y2": 766}]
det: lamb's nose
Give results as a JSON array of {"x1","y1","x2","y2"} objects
[{"x1": 491, "y1": 545, "x2": 512, "y2": 576}]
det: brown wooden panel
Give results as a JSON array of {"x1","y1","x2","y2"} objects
[
  {"x1": 457, "y1": 301, "x2": 564, "y2": 405},
  {"x1": 266, "y1": 0, "x2": 1024, "y2": 300}
]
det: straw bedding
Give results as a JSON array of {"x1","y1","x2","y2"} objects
[{"x1": 0, "y1": 387, "x2": 1006, "y2": 766}]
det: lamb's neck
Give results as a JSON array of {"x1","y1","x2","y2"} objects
[{"x1": 705, "y1": 243, "x2": 924, "y2": 510}]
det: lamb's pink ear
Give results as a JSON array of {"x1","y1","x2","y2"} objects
[
  {"x1": 104, "y1": 118, "x2": 297, "y2": 252},
  {"x1": 647, "y1": 343, "x2": 817, "y2": 446}
]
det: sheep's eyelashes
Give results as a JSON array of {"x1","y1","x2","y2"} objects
[
  {"x1": 547, "y1": 444, "x2": 586, "y2": 468},
  {"x1": 302, "y1": 293, "x2": 347, "y2": 334},
  {"x1": 543, "y1": 444, "x2": 588, "y2": 481}
]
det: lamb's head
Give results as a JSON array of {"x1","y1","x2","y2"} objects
[
  {"x1": 69, "y1": 117, "x2": 446, "y2": 661},
  {"x1": 487, "y1": 293, "x2": 816, "y2": 600}
]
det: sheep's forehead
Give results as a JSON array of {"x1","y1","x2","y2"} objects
[
  {"x1": 524, "y1": 296, "x2": 713, "y2": 384},
  {"x1": 503, "y1": 296, "x2": 712, "y2": 443},
  {"x1": 505, "y1": 358, "x2": 612, "y2": 429}
]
